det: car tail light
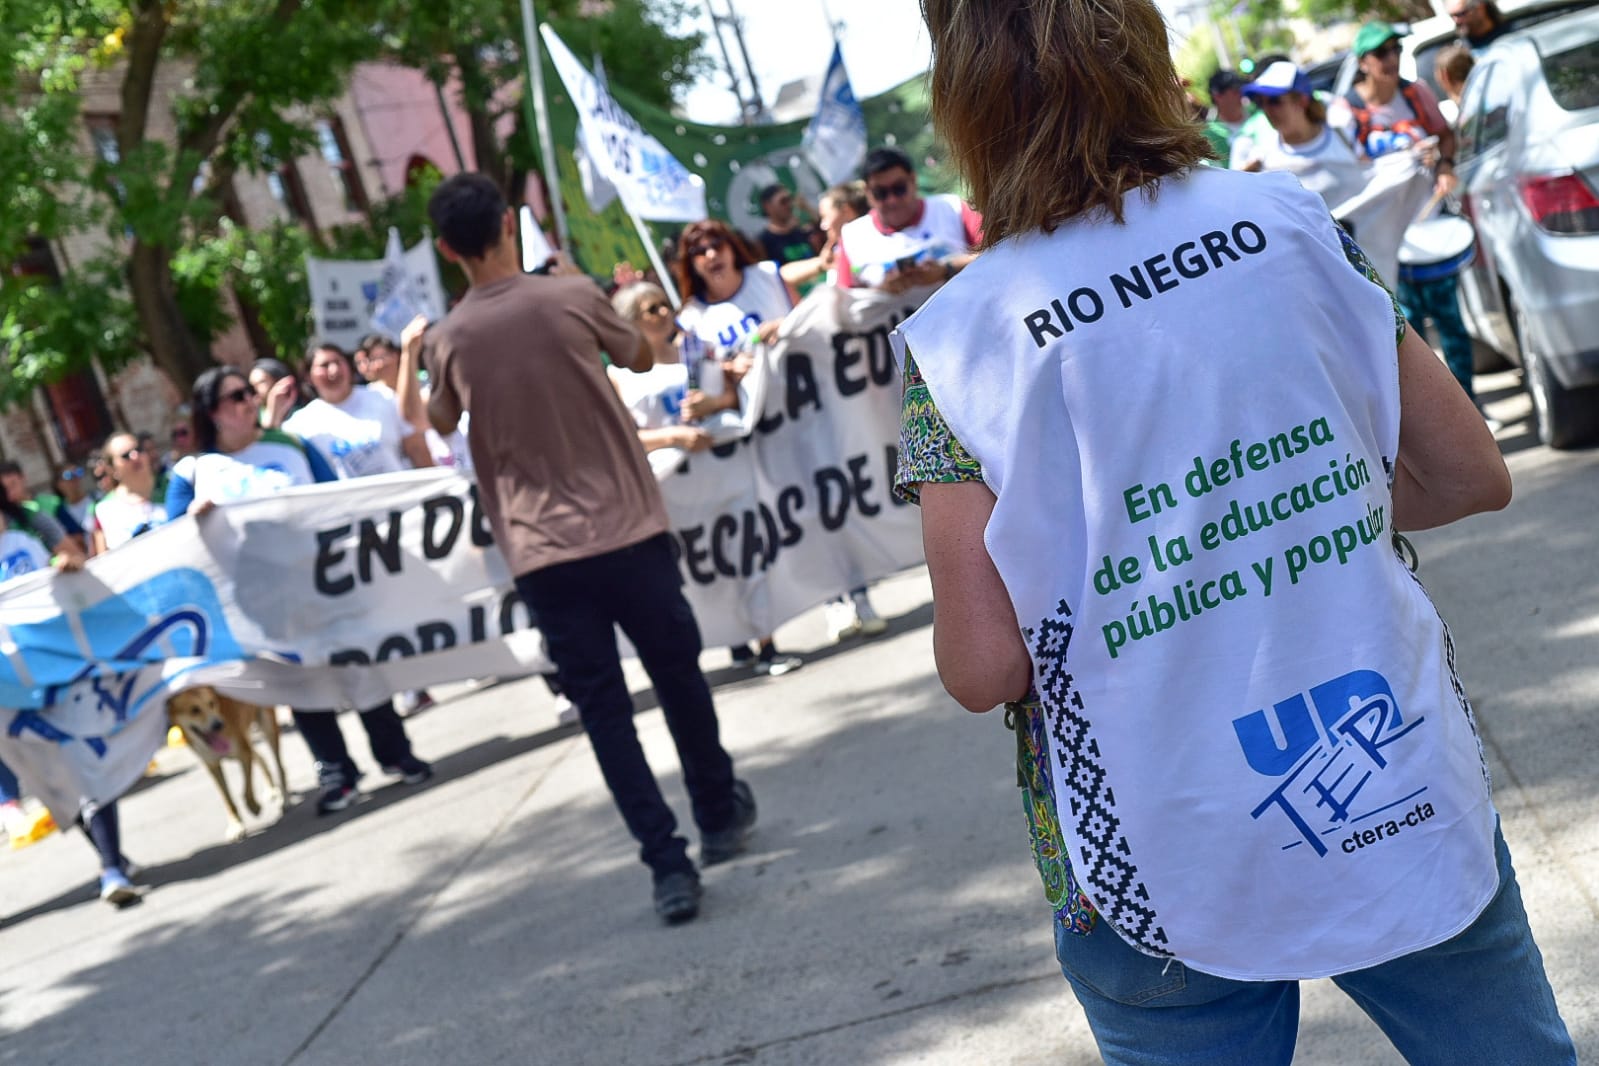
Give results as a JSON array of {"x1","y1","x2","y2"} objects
[{"x1": 1517, "y1": 172, "x2": 1599, "y2": 235}]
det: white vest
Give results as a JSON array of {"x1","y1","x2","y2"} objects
[
  {"x1": 897, "y1": 167, "x2": 1496, "y2": 980},
  {"x1": 841, "y1": 194, "x2": 970, "y2": 287},
  {"x1": 0, "y1": 527, "x2": 51, "y2": 585}
]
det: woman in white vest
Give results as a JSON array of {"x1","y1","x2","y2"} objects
[
  {"x1": 1230, "y1": 62, "x2": 1369, "y2": 213},
  {"x1": 671, "y1": 222, "x2": 805, "y2": 678},
  {"x1": 896, "y1": 1, "x2": 1573, "y2": 1063}
]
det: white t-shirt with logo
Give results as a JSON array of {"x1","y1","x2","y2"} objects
[
  {"x1": 897, "y1": 166, "x2": 1497, "y2": 981},
  {"x1": 91, "y1": 490, "x2": 166, "y2": 551},
  {"x1": 169, "y1": 431, "x2": 321, "y2": 507},
  {"x1": 839, "y1": 194, "x2": 975, "y2": 287},
  {"x1": 285, "y1": 385, "x2": 415, "y2": 480},
  {"x1": 0, "y1": 527, "x2": 51, "y2": 585},
  {"x1": 1230, "y1": 126, "x2": 1370, "y2": 212},
  {"x1": 676, "y1": 262, "x2": 792, "y2": 351}
]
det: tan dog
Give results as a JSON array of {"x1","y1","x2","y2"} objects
[{"x1": 167, "y1": 687, "x2": 289, "y2": 842}]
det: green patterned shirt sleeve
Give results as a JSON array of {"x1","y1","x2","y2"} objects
[
  {"x1": 894, "y1": 350, "x2": 985, "y2": 505},
  {"x1": 1335, "y1": 219, "x2": 1408, "y2": 346}
]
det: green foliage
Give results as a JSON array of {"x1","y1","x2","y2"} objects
[{"x1": 0, "y1": 261, "x2": 136, "y2": 410}]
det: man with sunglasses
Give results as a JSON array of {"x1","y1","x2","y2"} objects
[
  {"x1": 1448, "y1": 0, "x2": 1508, "y2": 52},
  {"x1": 754, "y1": 182, "x2": 821, "y2": 270},
  {"x1": 835, "y1": 146, "x2": 981, "y2": 294}
]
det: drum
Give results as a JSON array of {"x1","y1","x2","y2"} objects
[{"x1": 1397, "y1": 215, "x2": 1476, "y2": 284}]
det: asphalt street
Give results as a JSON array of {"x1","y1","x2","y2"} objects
[{"x1": 1, "y1": 375, "x2": 1594, "y2": 1065}]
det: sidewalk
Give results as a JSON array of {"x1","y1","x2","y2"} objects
[{"x1": 1, "y1": 439, "x2": 1594, "y2": 1064}]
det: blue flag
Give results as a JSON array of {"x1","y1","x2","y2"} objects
[{"x1": 803, "y1": 44, "x2": 867, "y2": 185}]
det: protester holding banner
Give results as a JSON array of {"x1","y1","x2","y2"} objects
[
  {"x1": 356, "y1": 333, "x2": 471, "y2": 473},
  {"x1": 419, "y1": 173, "x2": 755, "y2": 925},
  {"x1": 671, "y1": 220, "x2": 805, "y2": 677},
  {"x1": 285, "y1": 343, "x2": 434, "y2": 477},
  {"x1": 780, "y1": 182, "x2": 869, "y2": 291},
  {"x1": 89, "y1": 432, "x2": 167, "y2": 554},
  {"x1": 835, "y1": 146, "x2": 981, "y2": 293},
  {"x1": 900, "y1": 0, "x2": 1571, "y2": 1060},
  {"x1": 609, "y1": 282, "x2": 731, "y2": 458},
  {"x1": 168, "y1": 366, "x2": 434, "y2": 814}
]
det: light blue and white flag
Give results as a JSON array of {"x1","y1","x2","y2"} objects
[
  {"x1": 803, "y1": 44, "x2": 867, "y2": 186},
  {"x1": 541, "y1": 25, "x2": 706, "y2": 222}
]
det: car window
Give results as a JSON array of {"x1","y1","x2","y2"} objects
[
  {"x1": 1542, "y1": 35, "x2": 1599, "y2": 108},
  {"x1": 1476, "y1": 59, "x2": 1517, "y2": 153}
]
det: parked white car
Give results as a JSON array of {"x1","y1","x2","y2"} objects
[{"x1": 1453, "y1": 6, "x2": 1599, "y2": 447}]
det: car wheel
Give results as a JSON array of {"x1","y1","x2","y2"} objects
[{"x1": 1514, "y1": 300, "x2": 1599, "y2": 450}]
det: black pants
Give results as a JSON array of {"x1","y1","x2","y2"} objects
[
  {"x1": 292, "y1": 700, "x2": 413, "y2": 785},
  {"x1": 515, "y1": 532, "x2": 737, "y2": 880}
]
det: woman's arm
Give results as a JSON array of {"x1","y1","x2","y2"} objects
[
  {"x1": 1391, "y1": 324, "x2": 1511, "y2": 530},
  {"x1": 919, "y1": 480, "x2": 1032, "y2": 712}
]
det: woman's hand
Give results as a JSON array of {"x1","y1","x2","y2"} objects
[
  {"x1": 188, "y1": 498, "x2": 217, "y2": 518},
  {"x1": 724, "y1": 351, "x2": 755, "y2": 385},
  {"x1": 262, "y1": 376, "x2": 297, "y2": 429},
  {"x1": 754, "y1": 318, "x2": 783, "y2": 346},
  {"x1": 51, "y1": 549, "x2": 86, "y2": 573},
  {"x1": 682, "y1": 389, "x2": 735, "y2": 421}
]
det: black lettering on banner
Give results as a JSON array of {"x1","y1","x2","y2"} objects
[
  {"x1": 376, "y1": 634, "x2": 416, "y2": 661},
  {"x1": 417, "y1": 621, "x2": 457, "y2": 654},
  {"x1": 499, "y1": 588, "x2": 529, "y2": 634},
  {"x1": 777, "y1": 486, "x2": 805, "y2": 545},
  {"x1": 815, "y1": 465, "x2": 851, "y2": 531},
  {"x1": 833, "y1": 333, "x2": 868, "y2": 397},
  {"x1": 847, "y1": 454, "x2": 881, "y2": 517},
  {"x1": 469, "y1": 604, "x2": 488, "y2": 643},
  {"x1": 357, "y1": 511, "x2": 404, "y2": 583},
  {"x1": 786, "y1": 352, "x2": 823, "y2": 421},
  {"x1": 468, "y1": 484, "x2": 495, "y2": 546},
  {"x1": 330, "y1": 648, "x2": 370, "y2": 666},
  {"x1": 755, "y1": 405, "x2": 785, "y2": 435},
  {"x1": 711, "y1": 514, "x2": 739, "y2": 577},
  {"x1": 315, "y1": 524, "x2": 356, "y2": 596},
  {"x1": 866, "y1": 328, "x2": 896, "y2": 387},
  {"x1": 679, "y1": 525, "x2": 716, "y2": 585},
  {"x1": 743, "y1": 508, "x2": 771, "y2": 576},
  {"x1": 422, "y1": 494, "x2": 465, "y2": 559}
]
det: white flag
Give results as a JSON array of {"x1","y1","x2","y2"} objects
[
  {"x1": 541, "y1": 24, "x2": 706, "y2": 222},
  {"x1": 519, "y1": 206, "x2": 556, "y2": 271},
  {"x1": 368, "y1": 227, "x2": 426, "y2": 341},
  {"x1": 803, "y1": 44, "x2": 867, "y2": 185}
]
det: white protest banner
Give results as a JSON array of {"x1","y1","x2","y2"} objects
[
  {"x1": 305, "y1": 237, "x2": 447, "y2": 353},
  {"x1": 0, "y1": 470, "x2": 549, "y2": 823},
  {"x1": 1332, "y1": 147, "x2": 1434, "y2": 287},
  {"x1": 652, "y1": 285, "x2": 934, "y2": 646},
  {"x1": 369, "y1": 227, "x2": 428, "y2": 340},
  {"x1": 540, "y1": 24, "x2": 707, "y2": 222},
  {"x1": 803, "y1": 44, "x2": 868, "y2": 186}
]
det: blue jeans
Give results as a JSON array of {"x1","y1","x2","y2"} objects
[
  {"x1": 1054, "y1": 824, "x2": 1574, "y2": 1065},
  {"x1": 0, "y1": 757, "x2": 18, "y2": 805},
  {"x1": 1398, "y1": 275, "x2": 1474, "y2": 400}
]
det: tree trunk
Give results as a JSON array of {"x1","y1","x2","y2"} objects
[
  {"x1": 453, "y1": 47, "x2": 507, "y2": 192},
  {"x1": 127, "y1": 241, "x2": 213, "y2": 390}
]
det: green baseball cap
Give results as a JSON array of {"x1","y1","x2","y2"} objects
[{"x1": 1354, "y1": 21, "x2": 1403, "y2": 57}]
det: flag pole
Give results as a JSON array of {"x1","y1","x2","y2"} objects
[
  {"x1": 629, "y1": 212, "x2": 682, "y2": 309},
  {"x1": 519, "y1": 0, "x2": 570, "y2": 248}
]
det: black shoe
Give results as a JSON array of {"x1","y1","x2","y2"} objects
[
  {"x1": 700, "y1": 780, "x2": 757, "y2": 867},
  {"x1": 382, "y1": 756, "x2": 434, "y2": 786},
  {"x1": 314, "y1": 763, "x2": 359, "y2": 815},
  {"x1": 729, "y1": 644, "x2": 756, "y2": 668},
  {"x1": 652, "y1": 870, "x2": 703, "y2": 925}
]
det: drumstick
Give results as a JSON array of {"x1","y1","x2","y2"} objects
[{"x1": 1414, "y1": 185, "x2": 1451, "y2": 224}]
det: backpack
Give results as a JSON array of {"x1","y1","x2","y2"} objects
[{"x1": 1343, "y1": 79, "x2": 1437, "y2": 158}]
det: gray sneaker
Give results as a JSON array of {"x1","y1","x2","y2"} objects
[{"x1": 701, "y1": 780, "x2": 757, "y2": 866}]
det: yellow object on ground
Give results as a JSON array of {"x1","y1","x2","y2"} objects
[{"x1": 8, "y1": 808, "x2": 57, "y2": 850}]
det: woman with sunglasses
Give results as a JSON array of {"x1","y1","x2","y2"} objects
[
  {"x1": 166, "y1": 366, "x2": 432, "y2": 815},
  {"x1": 89, "y1": 432, "x2": 167, "y2": 553},
  {"x1": 899, "y1": 0, "x2": 1570, "y2": 1061},
  {"x1": 670, "y1": 222, "x2": 805, "y2": 678},
  {"x1": 1230, "y1": 62, "x2": 1369, "y2": 213}
]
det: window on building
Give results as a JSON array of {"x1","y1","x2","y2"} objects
[{"x1": 314, "y1": 116, "x2": 369, "y2": 215}]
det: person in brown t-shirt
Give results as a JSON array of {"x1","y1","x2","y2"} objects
[{"x1": 411, "y1": 173, "x2": 756, "y2": 925}]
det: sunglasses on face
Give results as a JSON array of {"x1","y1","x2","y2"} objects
[
  {"x1": 59, "y1": 467, "x2": 86, "y2": 481},
  {"x1": 1369, "y1": 41, "x2": 1402, "y2": 59},
  {"x1": 1257, "y1": 95, "x2": 1295, "y2": 108},
  {"x1": 218, "y1": 386, "x2": 255, "y2": 408},
  {"x1": 689, "y1": 237, "x2": 727, "y2": 258},
  {"x1": 117, "y1": 448, "x2": 142, "y2": 463},
  {"x1": 869, "y1": 179, "x2": 912, "y2": 201},
  {"x1": 171, "y1": 426, "x2": 192, "y2": 441}
]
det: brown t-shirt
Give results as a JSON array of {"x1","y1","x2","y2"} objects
[{"x1": 422, "y1": 273, "x2": 669, "y2": 576}]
